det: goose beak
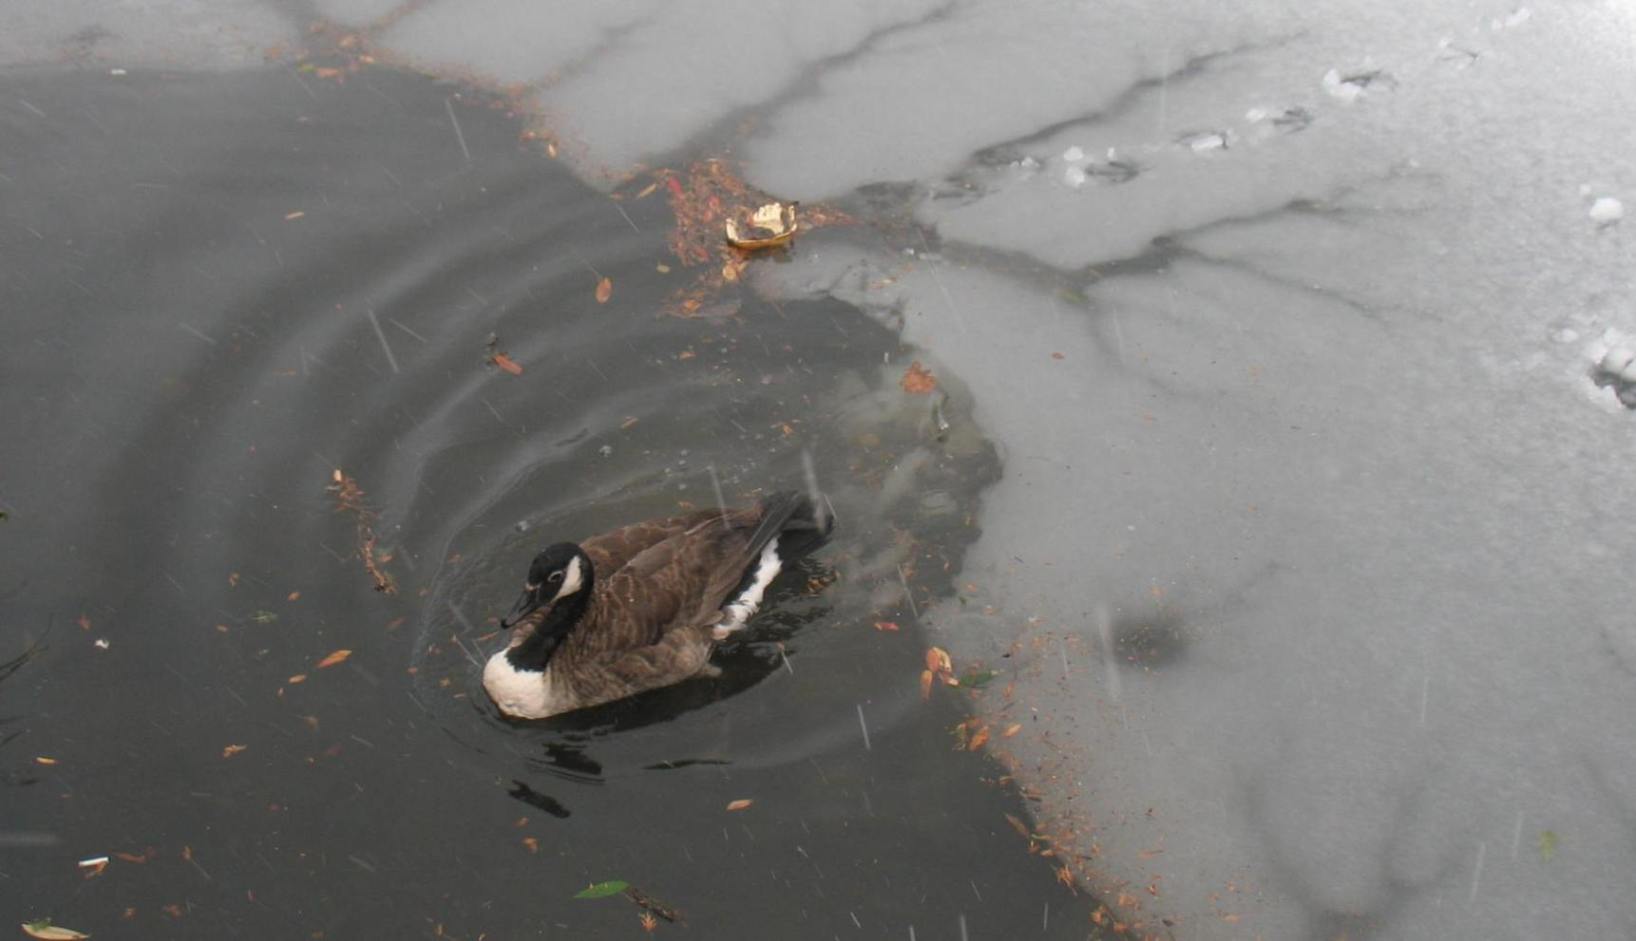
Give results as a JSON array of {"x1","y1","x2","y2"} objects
[{"x1": 499, "y1": 585, "x2": 541, "y2": 629}]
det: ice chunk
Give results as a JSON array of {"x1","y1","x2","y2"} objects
[
  {"x1": 1061, "y1": 145, "x2": 1086, "y2": 163},
  {"x1": 1597, "y1": 346, "x2": 1635, "y2": 375},
  {"x1": 1589, "y1": 197, "x2": 1624, "y2": 225},
  {"x1": 1323, "y1": 68, "x2": 1363, "y2": 102},
  {"x1": 1063, "y1": 165, "x2": 1088, "y2": 188}
]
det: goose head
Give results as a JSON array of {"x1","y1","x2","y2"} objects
[{"x1": 500, "y1": 543, "x2": 591, "y2": 629}]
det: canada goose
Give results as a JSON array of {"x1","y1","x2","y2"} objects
[{"x1": 483, "y1": 492, "x2": 832, "y2": 719}]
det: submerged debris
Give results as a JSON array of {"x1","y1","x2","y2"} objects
[{"x1": 328, "y1": 469, "x2": 397, "y2": 594}]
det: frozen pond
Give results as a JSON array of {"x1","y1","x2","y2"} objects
[{"x1": 6, "y1": 0, "x2": 1636, "y2": 937}]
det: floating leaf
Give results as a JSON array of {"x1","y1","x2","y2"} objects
[
  {"x1": 959, "y1": 668, "x2": 1000, "y2": 688},
  {"x1": 967, "y1": 725, "x2": 990, "y2": 750},
  {"x1": 250, "y1": 610, "x2": 278, "y2": 624},
  {"x1": 491, "y1": 352, "x2": 524, "y2": 376},
  {"x1": 595, "y1": 277, "x2": 613, "y2": 304},
  {"x1": 900, "y1": 360, "x2": 937, "y2": 394},
  {"x1": 316, "y1": 649, "x2": 352, "y2": 669},
  {"x1": 34, "y1": 756, "x2": 57, "y2": 766},
  {"x1": 221, "y1": 744, "x2": 247, "y2": 758},
  {"x1": 919, "y1": 669, "x2": 934, "y2": 701},
  {"x1": 1004, "y1": 813, "x2": 1032, "y2": 840},
  {"x1": 1538, "y1": 830, "x2": 1558, "y2": 862},
  {"x1": 22, "y1": 921, "x2": 91, "y2": 940},
  {"x1": 725, "y1": 799, "x2": 753, "y2": 812},
  {"x1": 574, "y1": 880, "x2": 630, "y2": 899},
  {"x1": 873, "y1": 621, "x2": 900, "y2": 632},
  {"x1": 286, "y1": 591, "x2": 301, "y2": 602},
  {"x1": 1003, "y1": 723, "x2": 1022, "y2": 738}
]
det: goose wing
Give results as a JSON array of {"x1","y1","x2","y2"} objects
[{"x1": 579, "y1": 510, "x2": 719, "y2": 577}]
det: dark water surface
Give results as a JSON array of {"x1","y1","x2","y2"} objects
[{"x1": 1, "y1": 69, "x2": 1096, "y2": 937}]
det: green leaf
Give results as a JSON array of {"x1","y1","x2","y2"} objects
[
  {"x1": 960, "y1": 669, "x2": 999, "y2": 688},
  {"x1": 573, "y1": 880, "x2": 629, "y2": 899},
  {"x1": 1537, "y1": 830, "x2": 1558, "y2": 863}
]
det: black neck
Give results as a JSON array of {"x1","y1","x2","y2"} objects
[{"x1": 505, "y1": 568, "x2": 593, "y2": 672}]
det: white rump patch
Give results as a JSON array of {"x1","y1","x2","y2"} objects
[
  {"x1": 483, "y1": 649, "x2": 562, "y2": 719},
  {"x1": 712, "y1": 538, "x2": 781, "y2": 641}
]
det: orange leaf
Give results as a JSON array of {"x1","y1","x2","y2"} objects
[
  {"x1": 287, "y1": 591, "x2": 301, "y2": 602},
  {"x1": 925, "y1": 646, "x2": 952, "y2": 673},
  {"x1": 595, "y1": 277, "x2": 613, "y2": 304},
  {"x1": 873, "y1": 621, "x2": 900, "y2": 632},
  {"x1": 919, "y1": 669, "x2": 934, "y2": 700},
  {"x1": 35, "y1": 756, "x2": 57, "y2": 766},
  {"x1": 522, "y1": 836, "x2": 540, "y2": 853},
  {"x1": 316, "y1": 649, "x2": 352, "y2": 669},
  {"x1": 1003, "y1": 723, "x2": 1022, "y2": 738},
  {"x1": 900, "y1": 360, "x2": 937, "y2": 394},
  {"x1": 76, "y1": 614, "x2": 92, "y2": 631},
  {"x1": 491, "y1": 352, "x2": 524, "y2": 375},
  {"x1": 288, "y1": 674, "x2": 307, "y2": 684},
  {"x1": 726, "y1": 799, "x2": 754, "y2": 811},
  {"x1": 968, "y1": 725, "x2": 990, "y2": 750},
  {"x1": 222, "y1": 744, "x2": 247, "y2": 758}
]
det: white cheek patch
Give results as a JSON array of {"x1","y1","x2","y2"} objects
[{"x1": 554, "y1": 555, "x2": 585, "y2": 599}]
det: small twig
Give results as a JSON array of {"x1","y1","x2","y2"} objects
[{"x1": 623, "y1": 887, "x2": 683, "y2": 924}]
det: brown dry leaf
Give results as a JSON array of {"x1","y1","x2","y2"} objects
[
  {"x1": 1003, "y1": 723, "x2": 1023, "y2": 738},
  {"x1": 288, "y1": 674, "x2": 307, "y2": 684},
  {"x1": 286, "y1": 591, "x2": 301, "y2": 602},
  {"x1": 900, "y1": 360, "x2": 937, "y2": 394},
  {"x1": 76, "y1": 614, "x2": 92, "y2": 631},
  {"x1": 521, "y1": 836, "x2": 539, "y2": 854},
  {"x1": 919, "y1": 669, "x2": 934, "y2": 701},
  {"x1": 634, "y1": 182, "x2": 659, "y2": 200},
  {"x1": 595, "y1": 277, "x2": 613, "y2": 304},
  {"x1": 967, "y1": 725, "x2": 991, "y2": 750},
  {"x1": 873, "y1": 621, "x2": 900, "y2": 632},
  {"x1": 620, "y1": 416, "x2": 640, "y2": 430},
  {"x1": 725, "y1": 799, "x2": 754, "y2": 812},
  {"x1": 21, "y1": 923, "x2": 91, "y2": 940},
  {"x1": 1051, "y1": 352, "x2": 1065, "y2": 360},
  {"x1": 114, "y1": 851, "x2": 150, "y2": 864},
  {"x1": 284, "y1": 210, "x2": 306, "y2": 221},
  {"x1": 1003, "y1": 813, "x2": 1032, "y2": 840},
  {"x1": 316, "y1": 649, "x2": 352, "y2": 669},
  {"x1": 222, "y1": 744, "x2": 248, "y2": 758},
  {"x1": 228, "y1": 572, "x2": 240, "y2": 587},
  {"x1": 34, "y1": 756, "x2": 57, "y2": 766},
  {"x1": 491, "y1": 352, "x2": 524, "y2": 376}
]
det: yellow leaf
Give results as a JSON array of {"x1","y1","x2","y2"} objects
[
  {"x1": 22, "y1": 924, "x2": 91, "y2": 940},
  {"x1": 725, "y1": 799, "x2": 753, "y2": 811},
  {"x1": 595, "y1": 277, "x2": 612, "y2": 304},
  {"x1": 34, "y1": 756, "x2": 57, "y2": 766},
  {"x1": 316, "y1": 649, "x2": 351, "y2": 669}
]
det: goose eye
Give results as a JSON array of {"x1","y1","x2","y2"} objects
[{"x1": 547, "y1": 571, "x2": 564, "y2": 584}]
